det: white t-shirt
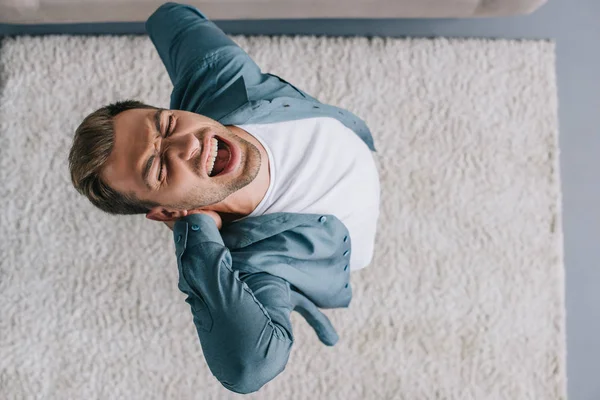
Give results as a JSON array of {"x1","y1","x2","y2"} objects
[{"x1": 235, "y1": 117, "x2": 380, "y2": 271}]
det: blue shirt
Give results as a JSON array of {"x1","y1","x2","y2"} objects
[{"x1": 146, "y1": 2, "x2": 377, "y2": 394}]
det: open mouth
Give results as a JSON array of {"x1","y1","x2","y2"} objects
[{"x1": 206, "y1": 136, "x2": 232, "y2": 177}]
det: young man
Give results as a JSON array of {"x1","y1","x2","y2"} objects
[{"x1": 68, "y1": 2, "x2": 380, "y2": 394}]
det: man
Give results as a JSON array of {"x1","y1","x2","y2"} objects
[{"x1": 68, "y1": 1, "x2": 380, "y2": 394}]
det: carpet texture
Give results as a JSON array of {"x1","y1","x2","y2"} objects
[{"x1": 0, "y1": 35, "x2": 565, "y2": 399}]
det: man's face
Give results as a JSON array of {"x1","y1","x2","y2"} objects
[{"x1": 100, "y1": 108, "x2": 261, "y2": 217}]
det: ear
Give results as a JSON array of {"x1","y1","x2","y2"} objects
[{"x1": 145, "y1": 207, "x2": 188, "y2": 222}]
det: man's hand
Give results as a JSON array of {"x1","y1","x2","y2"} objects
[{"x1": 163, "y1": 210, "x2": 223, "y2": 231}]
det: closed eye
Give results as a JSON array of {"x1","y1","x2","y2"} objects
[{"x1": 157, "y1": 114, "x2": 175, "y2": 182}]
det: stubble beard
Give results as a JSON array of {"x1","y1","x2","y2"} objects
[{"x1": 180, "y1": 127, "x2": 262, "y2": 210}]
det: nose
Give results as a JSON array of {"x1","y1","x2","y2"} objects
[{"x1": 165, "y1": 133, "x2": 200, "y2": 162}]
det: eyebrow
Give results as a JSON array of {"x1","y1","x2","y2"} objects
[{"x1": 142, "y1": 108, "x2": 164, "y2": 190}]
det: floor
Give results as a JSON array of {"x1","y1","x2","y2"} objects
[{"x1": 1, "y1": 1, "x2": 598, "y2": 399}]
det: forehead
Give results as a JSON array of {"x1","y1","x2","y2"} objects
[{"x1": 100, "y1": 108, "x2": 155, "y2": 196}]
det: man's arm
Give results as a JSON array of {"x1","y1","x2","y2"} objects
[
  {"x1": 145, "y1": 2, "x2": 316, "y2": 113},
  {"x1": 145, "y1": 2, "x2": 241, "y2": 88},
  {"x1": 172, "y1": 214, "x2": 339, "y2": 394}
]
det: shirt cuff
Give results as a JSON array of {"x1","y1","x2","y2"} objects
[{"x1": 173, "y1": 213, "x2": 224, "y2": 252}]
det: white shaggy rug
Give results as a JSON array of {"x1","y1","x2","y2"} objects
[{"x1": 0, "y1": 34, "x2": 565, "y2": 399}]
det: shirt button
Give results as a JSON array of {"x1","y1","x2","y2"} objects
[
  {"x1": 176, "y1": 235, "x2": 182, "y2": 243},
  {"x1": 319, "y1": 216, "x2": 327, "y2": 223},
  {"x1": 343, "y1": 250, "x2": 349, "y2": 256},
  {"x1": 345, "y1": 283, "x2": 348, "y2": 288},
  {"x1": 191, "y1": 225, "x2": 200, "y2": 231},
  {"x1": 343, "y1": 235, "x2": 348, "y2": 242},
  {"x1": 344, "y1": 265, "x2": 348, "y2": 271}
]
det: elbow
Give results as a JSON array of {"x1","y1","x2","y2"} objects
[
  {"x1": 220, "y1": 367, "x2": 265, "y2": 394},
  {"x1": 219, "y1": 340, "x2": 293, "y2": 394}
]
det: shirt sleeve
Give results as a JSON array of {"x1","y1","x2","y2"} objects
[
  {"x1": 145, "y1": 2, "x2": 318, "y2": 113},
  {"x1": 172, "y1": 214, "x2": 295, "y2": 394},
  {"x1": 144, "y1": 2, "x2": 242, "y2": 88}
]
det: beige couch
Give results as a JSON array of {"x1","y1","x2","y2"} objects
[{"x1": 0, "y1": 0, "x2": 547, "y2": 24}]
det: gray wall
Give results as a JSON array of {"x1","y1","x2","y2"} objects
[{"x1": 1, "y1": 0, "x2": 598, "y2": 399}]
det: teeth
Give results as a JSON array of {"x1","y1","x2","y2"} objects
[{"x1": 206, "y1": 137, "x2": 219, "y2": 176}]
